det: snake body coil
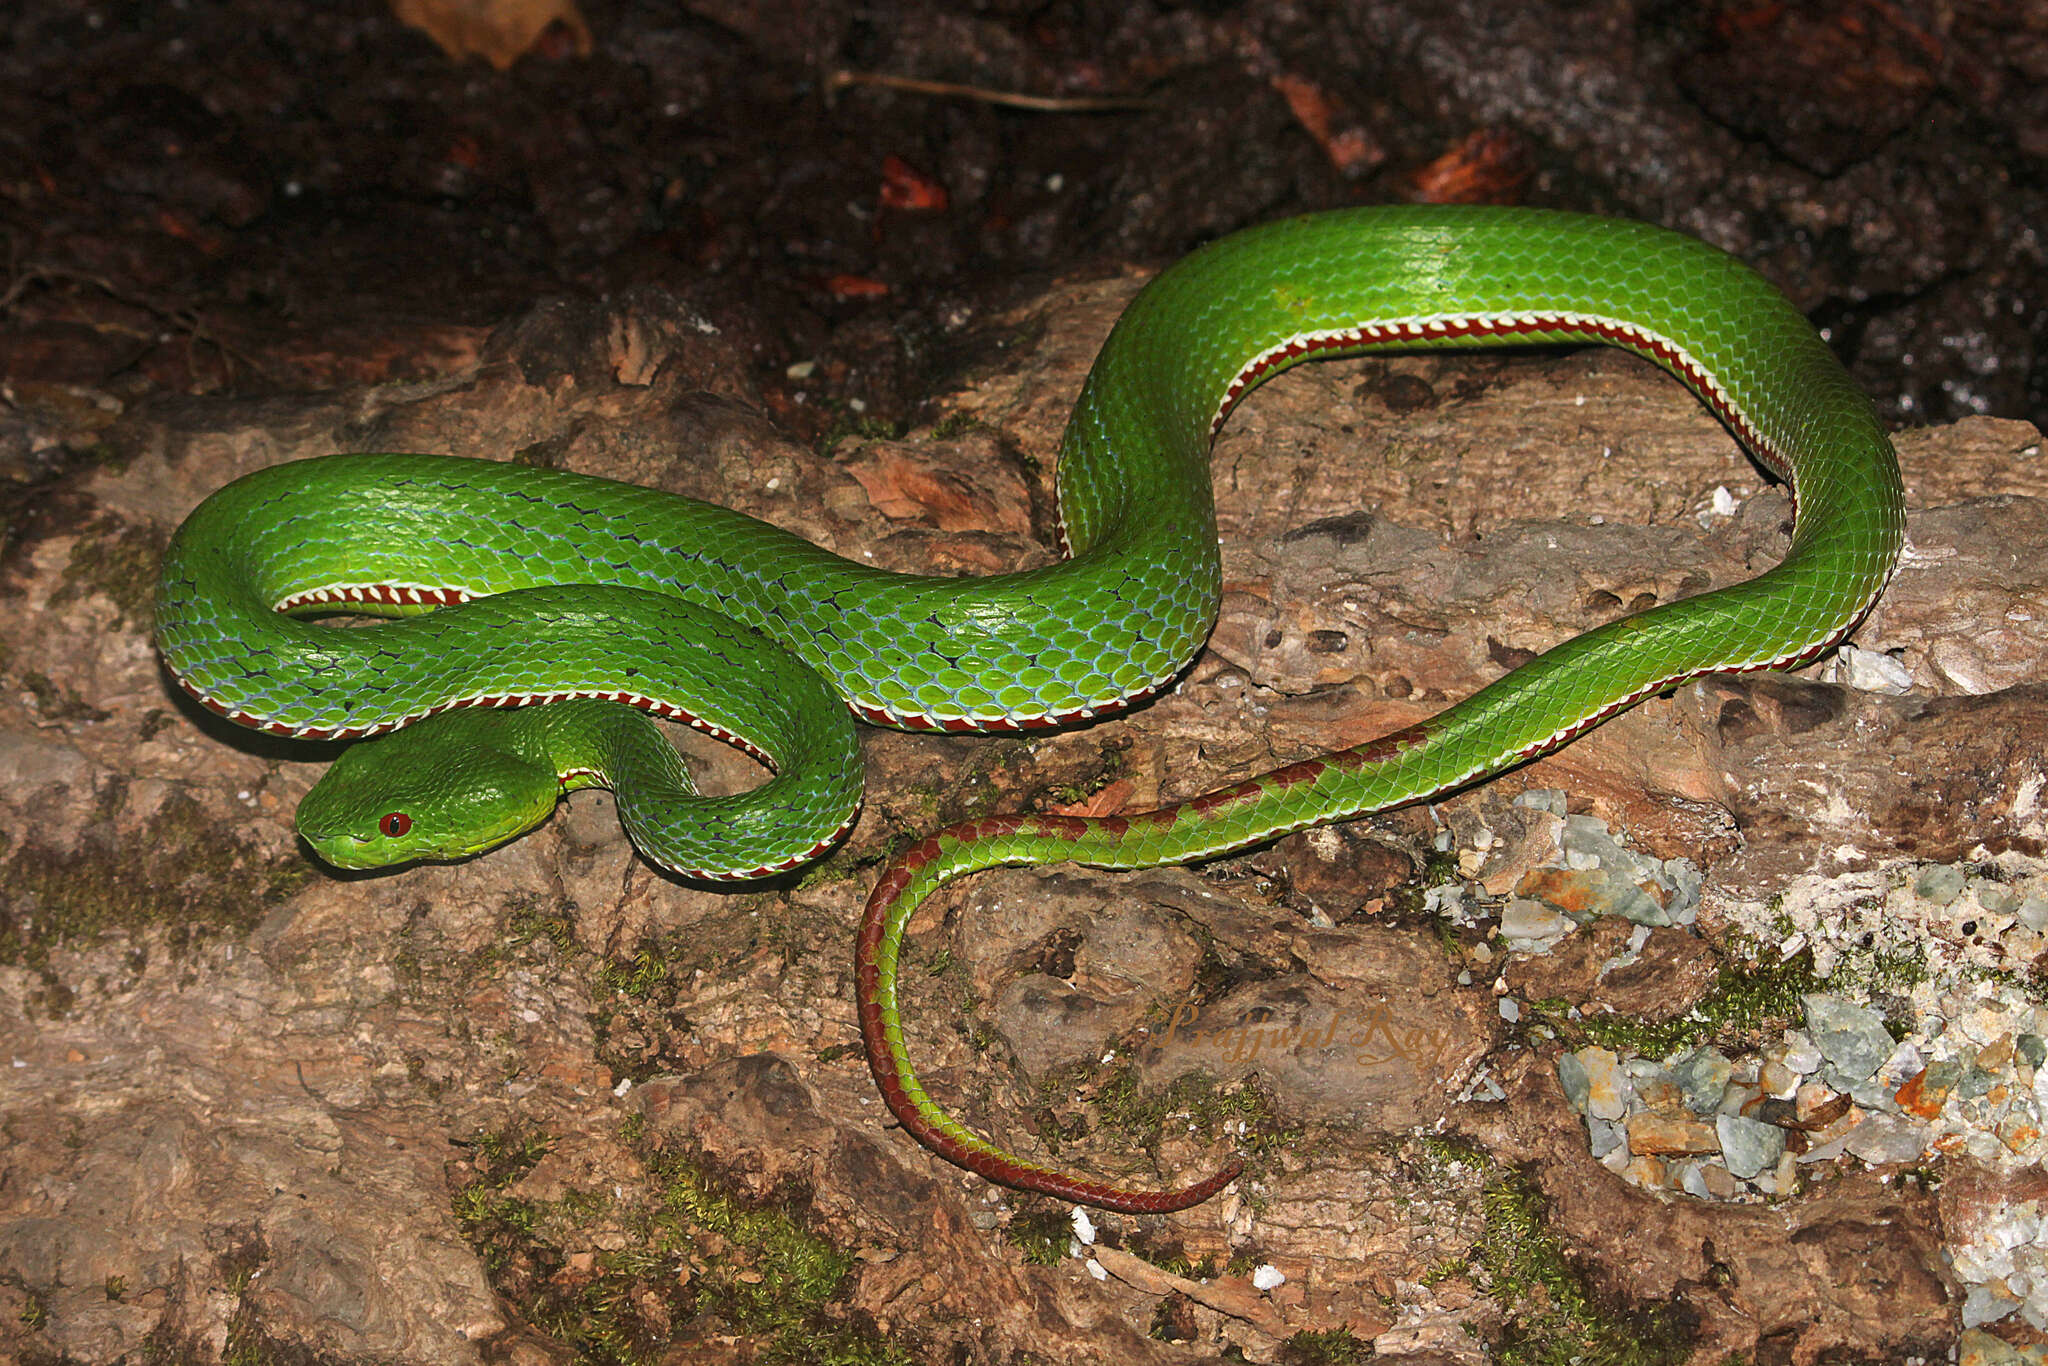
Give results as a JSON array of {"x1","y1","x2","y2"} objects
[{"x1": 155, "y1": 206, "x2": 1904, "y2": 1211}]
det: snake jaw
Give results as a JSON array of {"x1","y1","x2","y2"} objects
[
  {"x1": 296, "y1": 810, "x2": 547, "y2": 870},
  {"x1": 297, "y1": 793, "x2": 556, "y2": 870},
  {"x1": 300, "y1": 832, "x2": 405, "y2": 872}
]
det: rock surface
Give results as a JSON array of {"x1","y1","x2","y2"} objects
[{"x1": 2, "y1": 269, "x2": 2039, "y2": 1362}]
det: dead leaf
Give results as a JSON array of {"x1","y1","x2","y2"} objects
[
  {"x1": 388, "y1": 0, "x2": 593, "y2": 70},
  {"x1": 880, "y1": 155, "x2": 949, "y2": 212},
  {"x1": 1409, "y1": 128, "x2": 1528, "y2": 204},
  {"x1": 840, "y1": 445, "x2": 1029, "y2": 535},
  {"x1": 1047, "y1": 778, "x2": 1135, "y2": 819},
  {"x1": 1271, "y1": 73, "x2": 1383, "y2": 178},
  {"x1": 823, "y1": 273, "x2": 891, "y2": 300}
]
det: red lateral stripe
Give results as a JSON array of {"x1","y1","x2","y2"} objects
[
  {"x1": 867, "y1": 833, "x2": 948, "y2": 909},
  {"x1": 1266, "y1": 757, "x2": 1329, "y2": 789},
  {"x1": 1209, "y1": 312, "x2": 1788, "y2": 484},
  {"x1": 1349, "y1": 725, "x2": 1433, "y2": 765},
  {"x1": 854, "y1": 820, "x2": 1242, "y2": 1213},
  {"x1": 1025, "y1": 813, "x2": 1089, "y2": 840},
  {"x1": 165, "y1": 664, "x2": 775, "y2": 762},
  {"x1": 1188, "y1": 779, "x2": 1262, "y2": 815}
]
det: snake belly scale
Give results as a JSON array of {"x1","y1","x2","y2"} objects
[{"x1": 153, "y1": 205, "x2": 1904, "y2": 1212}]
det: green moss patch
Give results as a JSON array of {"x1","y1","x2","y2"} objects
[
  {"x1": 453, "y1": 1123, "x2": 912, "y2": 1365},
  {"x1": 0, "y1": 788, "x2": 310, "y2": 1000},
  {"x1": 1419, "y1": 1139, "x2": 1691, "y2": 1365}
]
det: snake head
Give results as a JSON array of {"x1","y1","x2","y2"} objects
[{"x1": 296, "y1": 707, "x2": 561, "y2": 869}]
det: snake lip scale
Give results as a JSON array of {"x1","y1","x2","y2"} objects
[{"x1": 153, "y1": 205, "x2": 1904, "y2": 1213}]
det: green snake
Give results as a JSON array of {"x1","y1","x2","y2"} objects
[{"x1": 153, "y1": 205, "x2": 1904, "y2": 1214}]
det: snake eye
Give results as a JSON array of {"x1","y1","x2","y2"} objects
[{"x1": 379, "y1": 812, "x2": 412, "y2": 838}]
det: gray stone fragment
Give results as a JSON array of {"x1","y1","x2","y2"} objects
[
  {"x1": 1659, "y1": 857, "x2": 1703, "y2": 920},
  {"x1": 1845, "y1": 1074, "x2": 1901, "y2": 1112},
  {"x1": 1717, "y1": 1081, "x2": 1761, "y2": 1117},
  {"x1": 1799, "y1": 1133, "x2": 1851, "y2": 1164},
  {"x1": 1978, "y1": 883, "x2": 2023, "y2": 915},
  {"x1": 1466, "y1": 1073, "x2": 1508, "y2": 1103},
  {"x1": 1716, "y1": 1113, "x2": 1786, "y2": 1180},
  {"x1": 1881, "y1": 1039, "x2": 1924, "y2": 1088},
  {"x1": 1587, "y1": 1116, "x2": 1626, "y2": 1159},
  {"x1": 1670, "y1": 1047, "x2": 1733, "y2": 1114},
  {"x1": 1601, "y1": 878, "x2": 1676, "y2": 927},
  {"x1": 1915, "y1": 864, "x2": 1966, "y2": 905},
  {"x1": 1502, "y1": 898, "x2": 1575, "y2": 944},
  {"x1": 1561, "y1": 813, "x2": 1629, "y2": 868},
  {"x1": 1782, "y1": 1035, "x2": 1824, "y2": 1075},
  {"x1": 1751, "y1": 1149, "x2": 1800, "y2": 1196},
  {"x1": 1802, "y1": 994, "x2": 1896, "y2": 1084},
  {"x1": 1545, "y1": 816, "x2": 1692, "y2": 925},
  {"x1": 1959, "y1": 1066, "x2": 2001, "y2": 1100},
  {"x1": 1574, "y1": 1047, "x2": 1630, "y2": 1121},
  {"x1": 1625, "y1": 1060, "x2": 1682, "y2": 1113},
  {"x1": 1962, "y1": 1282, "x2": 2022, "y2": 1329},
  {"x1": 1841, "y1": 1113, "x2": 1931, "y2": 1165},
  {"x1": 1913, "y1": 1056, "x2": 1965, "y2": 1110},
  {"x1": 1557, "y1": 1051, "x2": 1591, "y2": 1113},
  {"x1": 1513, "y1": 788, "x2": 1567, "y2": 816}
]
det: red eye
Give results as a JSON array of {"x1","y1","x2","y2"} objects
[{"x1": 379, "y1": 812, "x2": 411, "y2": 838}]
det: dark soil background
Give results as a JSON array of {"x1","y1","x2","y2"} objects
[{"x1": 3, "y1": 0, "x2": 2044, "y2": 506}]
